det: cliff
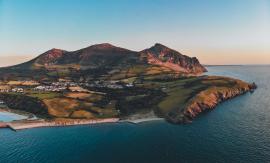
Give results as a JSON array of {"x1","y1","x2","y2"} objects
[
  {"x1": 167, "y1": 79, "x2": 257, "y2": 123},
  {"x1": 140, "y1": 43, "x2": 207, "y2": 74}
]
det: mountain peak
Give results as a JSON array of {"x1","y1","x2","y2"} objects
[
  {"x1": 86, "y1": 43, "x2": 116, "y2": 49},
  {"x1": 153, "y1": 43, "x2": 168, "y2": 48},
  {"x1": 147, "y1": 43, "x2": 174, "y2": 52},
  {"x1": 140, "y1": 43, "x2": 207, "y2": 73},
  {"x1": 44, "y1": 48, "x2": 66, "y2": 54},
  {"x1": 43, "y1": 48, "x2": 66, "y2": 55},
  {"x1": 141, "y1": 43, "x2": 175, "y2": 54},
  {"x1": 149, "y1": 43, "x2": 170, "y2": 50},
  {"x1": 35, "y1": 48, "x2": 66, "y2": 65}
]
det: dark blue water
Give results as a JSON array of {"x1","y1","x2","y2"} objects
[{"x1": 1, "y1": 66, "x2": 270, "y2": 163}]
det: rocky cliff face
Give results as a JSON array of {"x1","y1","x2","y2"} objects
[
  {"x1": 35, "y1": 48, "x2": 66, "y2": 65},
  {"x1": 168, "y1": 82, "x2": 257, "y2": 123},
  {"x1": 140, "y1": 43, "x2": 207, "y2": 74}
]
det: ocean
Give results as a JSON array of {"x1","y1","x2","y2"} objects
[{"x1": 0, "y1": 65, "x2": 270, "y2": 163}]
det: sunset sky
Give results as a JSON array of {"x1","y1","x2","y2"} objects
[{"x1": 0, "y1": 0, "x2": 269, "y2": 66}]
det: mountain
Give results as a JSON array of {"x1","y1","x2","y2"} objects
[
  {"x1": 0, "y1": 43, "x2": 206, "y2": 81},
  {"x1": 140, "y1": 43, "x2": 206, "y2": 73},
  {"x1": 34, "y1": 43, "x2": 139, "y2": 67}
]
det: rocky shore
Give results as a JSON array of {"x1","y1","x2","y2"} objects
[{"x1": 169, "y1": 82, "x2": 257, "y2": 123}]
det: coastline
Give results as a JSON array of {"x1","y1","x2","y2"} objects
[
  {"x1": 0, "y1": 116, "x2": 166, "y2": 131},
  {"x1": 120, "y1": 111, "x2": 164, "y2": 124},
  {"x1": 0, "y1": 118, "x2": 119, "y2": 131},
  {"x1": 0, "y1": 107, "x2": 164, "y2": 130},
  {"x1": 181, "y1": 84, "x2": 257, "y2": 123},
  {"x1": 121, "y1": 117, "x2": 164, "y2": 124}
]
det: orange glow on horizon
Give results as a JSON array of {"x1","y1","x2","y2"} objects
[
  {"x1": 0, "y1": 56, "x2": 34, "y2": 67},
  {"x1": 180, "y1": 48, "x2": 270, "y2": 65}
]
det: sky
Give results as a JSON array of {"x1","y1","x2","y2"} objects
[{"x1": 0, "y1": 0, "x2": 270, "y2": 66}]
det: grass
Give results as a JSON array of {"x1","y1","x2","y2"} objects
[
  {"x1": 121, "y1": 77, "x2": 137, "y2": 83},
  {"x1": 64, "y1": 92, "x2": 103, "y2": 102},
  {"x1": 43, "y1": 98, "x2": 80, "y2": 117},
  {"x1": 155, "y1": 78, "x2": 200, "y2": 115},
  {"x1": 128, "y1": 65, "x2": 148, "y2": 74},
  {"x1": 87, "y1": 100, "x2": 118, "y2": 118},
  {"x1": 109, "y1": 71, "x2": 127, "y2": 80},
  {"x1": 39, "y1": 92, "x2": 117, "y2": 119},
  {"x1": 0, "y1": 85, "x2": 11, "y2": 89},
  {"x1": 70, "y1": 110, "x2": 95, "y2": 119},
  {"x1": 27, "y1": 92, "x2": 62, "y2": 99},
  {"x1": 125, "y1": 94, "x2": 147, "y2": 101}
]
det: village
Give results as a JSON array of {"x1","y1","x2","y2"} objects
[{"x1": 0, "y1": 79, "x2": 134, "y2": 94}]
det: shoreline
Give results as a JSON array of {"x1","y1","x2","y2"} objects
[
  {"x1": 120, "y1": 110, "x2": 164, "y2": 124},
  {"x1": 120, "y1": 117, "x2": 164, "y2": 124},
  {"x1": 0, "y1": 106, "x2": 165, "y2": 131},
  {"x1": 0, "y1": 116, "x2": 165, "y2": 131},
  {"x1": 180, "y1": 84, "x2": 257, "y2": 123},
  {"x1": 0, "y1": 118, "x2": 120, "y2": 131}
]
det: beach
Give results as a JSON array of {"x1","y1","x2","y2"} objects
[{"x1": 0, "y1": 118, "x2": 120, "y2": 131}]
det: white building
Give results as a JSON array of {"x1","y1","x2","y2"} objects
[{"x1": 11, "y1": 88, "x2": 24, "y2": 93}]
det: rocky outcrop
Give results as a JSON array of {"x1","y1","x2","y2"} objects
[
  {"x1": 35, "y1": 48, "x2": 67, "y2": 65},
  {"x1": 140, "y1": 43, "x2": 207, "y2": 74},
  {"x1": 168, "y1": 82, "x2": 257, "y2": 123}
]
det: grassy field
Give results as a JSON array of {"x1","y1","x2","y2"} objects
[
  {"x1": 142, "y1": 77, "x2": 204, "y2": 115},
  {"x1": 27, "y1": 92, "x2": 62, "y2": 99}
]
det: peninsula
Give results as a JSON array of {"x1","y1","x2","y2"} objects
[{"x1": 0, "y1": 43, "x2": 256, "y2": 130}]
